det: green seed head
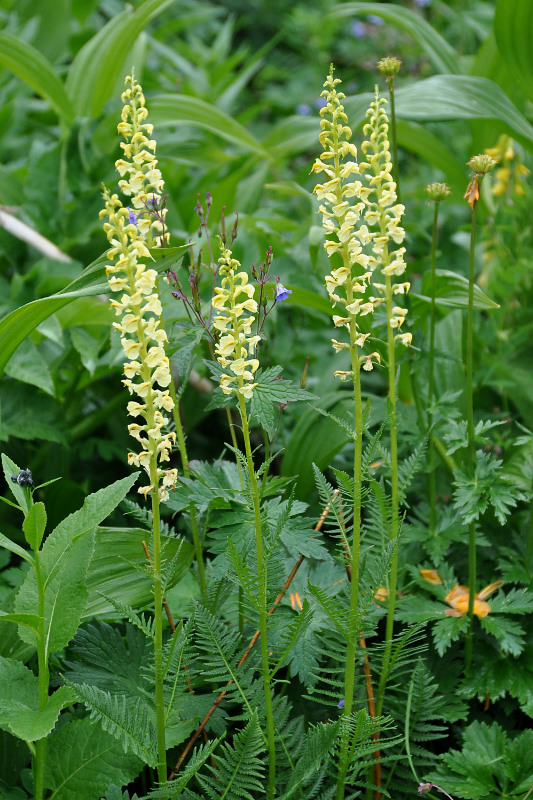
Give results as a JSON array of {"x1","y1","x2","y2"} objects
[
  {"x1": 377, "y1": 56, "x2": 401, "y2": 79},
  {"x1": 467, "y1": 153, "x2": 498, "y2": 175},
  {"x1": 425, "y1": 182, "x2": 452, "y2": 202}
]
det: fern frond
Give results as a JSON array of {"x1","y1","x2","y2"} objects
[
  {"x1": 66, "y1": 682, "x2": 157, "y2": 766},
  {"x1": 398, "y1": 439, "x2": 427, "y2": 505},
  {"x1": 97, "y1": 592, "x2": 155, "y2": 638},
  {"x1": 307, "y1": 582, "x2": 348, "y2": 638},
  {"x1": 278, "y1": 720, "x2": 341, "y2": 800},
  {"x1": 120, "y1": 498, "x2": 173, "y2": 538},
  {"x1": 270, "y1": 600, "x2": 314, "y2": 680},
  {"x1": 139, "y1": 738, "x2": 222, "y2": 799},
  {"x1": 226, "y1": 538, "x2": 260, "y2": 613},
  {"x1": 194, "y1": 606, "x2": 263, "y2": 721},
  {"x1": 188, "y1": 713, "x2": 266, "y2": 800}
]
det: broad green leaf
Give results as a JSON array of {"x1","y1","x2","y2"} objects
[
  {"x1": 44, "y1": 717, "x2": 142, "y2": 800},
  {"x1": 4, "y1": 339, "x2": 55, "y2": 396},
  {"x1": 495, "y1": 0, "x2": 533, "y2": 104},
  {"x1": 412, "y1": 269, "x2": 500, "y2": 311},
  {"x1": 330, "y1": 3, "x2": 459, "y2": 74},
  {"x1": 69, "y1": 327, "x2": 102, "y2": 375},
  {"x1": 23, "y1": 501, "x2": 47, "y2": 551},
  {"x1": 15, "y1": 475, "x2": 139, "y2": 655},
  {"x1": 150, "y1": 94, "x2": 266, "y2": 155},
  {"x1": 0, "y1": 383, "x2": 66, "y2": 444},
  {"x1": 0, "y1": 533, "x2": 34, "y2": 566},
  {"x1": 66, "y1": 0, "x2": 177, "y2": 117},
  {"x1": 0, "y1": 657, "x2": 73, "y2": 741},
  {"x1": 287, "y1": 286, "x2": 333, "y2": 316},
  {"x1": 0, "y1": 32, "x2": 74, "y2": 124},
  {"x1": 395, "y1": 120, "x2": 466, "y2": 193},
  {"x1": 84, "y1": 526, "x2": 194, "y2": 617},
  {"x1": 0, "y1": 612, "x2": 41, "y2": 634},
  {"x1": 0, "y1": 245, "x2": 189, "y2": 377},
  {"x1": 394, "y1": 76, "x2": 533, "y2": 152}
]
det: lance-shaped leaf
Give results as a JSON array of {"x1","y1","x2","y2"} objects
[{"x1": 15, "y1": 475, "x2": 139, "y2": 656}]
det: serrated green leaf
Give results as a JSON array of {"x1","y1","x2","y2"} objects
[
  {"x1": 0, "y1": 32, "x2": 74, "y2": 124},
  {"x1": 0, "y1": 657, "x2": 73, "y2": 741},
  {"x1": 66, "y1": 0, "x2": 177, "y2": 118},
  {"x1": 480, "y1": 615, "x2": 525, "y2": 656},
  {"x1": 22, "y1": 501, "x2": 47, "y2": 551},
  {"x1": 45, "y1": 717, "x2": 142, "y2": 800},
  {"x1": 0, "y1": 532, "x2": 34, "y2": 566},
  {"x1": 15, "y1": 475, "x2": 138, "y2": 655},
  {"x1": 0, "y1": 611, "x2": 41, "y2": 634}
]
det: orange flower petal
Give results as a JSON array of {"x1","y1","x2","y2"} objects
[
  {"x1": 477, "y1": 580, "x2": 503, "y2": 600},
  {"x1": 420, "y1": 569, "x2": 443, "y2": 586}
]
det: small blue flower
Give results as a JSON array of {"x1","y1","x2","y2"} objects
[
  {"x1": 296, "y1": 103, "x2": 312, "y2": 116},
  {"x1": 414, "y1": 0, "x2": 431, "y2": 5},
  {"x1": 337, "y1": 699, "x2": 345, "y2": 709},
  {"x1": 314, "y1": 97, "x2": 327, "y2": 110},
  {"x1": 366, "y1": 13, "x2": 384, "y2": 24},
  {"x1": 127, "y1": 207, "x2": 138, "y2": 227},
  {"x1": 275, "y1": 283, "x2": 292, "y2": 302},
  {"x1": 351, "y1": 20, "x2": 366, "y2": 38}
]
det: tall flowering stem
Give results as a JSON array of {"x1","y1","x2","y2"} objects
[
  {"x1": 211, "y1": 246, "x2": 277, "y2": 797},
  {"x1": 463, "y1": 154, "x2": 497, "y2": 670},
  {"x1": 425, "y1": 183, "x2": 451, "y2": 535},
  {"x1": 312, "y1": 70, "x2": 383, "y2": 799},
  {"x1": 101, "y1": 74, "x2": 179, "y2": 786},
  {"x1": 358, "y1": 90, "x2": 410, "y2": 716},
  {"x1": 377, "y1": 57, "x2": 402, "y2": 202}
]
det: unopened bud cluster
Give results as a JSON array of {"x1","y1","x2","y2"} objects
[
  {"x1": 212, "y1": 246, "x2": 261, "y2": 400},
  {"x1": 100, "y1": 75, "x2": 177, "y2": 501}
]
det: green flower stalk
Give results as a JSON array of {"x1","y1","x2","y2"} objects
[
  {"x1": 101, "y1": 74, "x2": 177, "y2": 786},
  {"x1": 211, "y1": 247, "x2": 277, "y2": 797},
  {"x1": 358, "y1": 89, "x2": 410, "y2": 715},
  {"x1": 377, "y1": 57, "x2": 401, "y2": 201},
  {"x1": 425, "y1": 182, "x2": 451, "y2": 537},
  {"x1": 312, "y1": 70, "x2": 383, "y2": 800},
  {"x1": 463, "y1": 154, "x2": 497, "y2": 671}
]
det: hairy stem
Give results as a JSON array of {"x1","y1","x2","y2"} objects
[
  {"x1": 150, "y1": 460, "x2": 168, "y2": 786},
  {"x1": 427, "y1": 200, "x2": 440, "y2": 536},
  {"x1": 168, "y1": 377, "x2": 207, "y2": 601},
  {"x1": 33, "y1": 547, "x2": 49, "y2": 800},
  {"x1": 464, "y1": 199, "x2": 478, "y2": 671},
  {"x1": 238, "y1": 394, "x2": 276, "y2": 799}
]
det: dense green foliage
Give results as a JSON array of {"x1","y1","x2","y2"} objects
[{"x1": 1, "y1": 0, "x2": 533, "y2": 798}]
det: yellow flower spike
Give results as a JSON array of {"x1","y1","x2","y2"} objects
[
  {"x1": 101, "y1": 74, "x2": 177, "y2": 503},
  {"x1": 212, "y1": 244, "x2": 260, "y2": 401}
]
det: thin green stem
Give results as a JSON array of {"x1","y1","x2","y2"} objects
[
  {"x1": 388, "y1": 79, "x2": 400, "y2": 204},
  {"x1": 238, "y1": 394, "x2": 276, "y2": 799},
  {"x1": 150, "y1": 459, "x2": 168, "y2": 786},
  {"x1": 526, "y1": 494, "x2": 533, "y2": 574},
  {"x1": 168, "y1": 378, "x2": 207, "y2": 601},
  {"x1": 464, "y1": 198, "x2": 478, "y2": 672},
  {"x1": 33, "y1": 547, "x2": 49, "y2": 800},
  {"x1": 335, "y1": 348, "x2": 363, "y2": 800},
  {"x1": 376, "y1": 273, "x2": 400, "y2": 717},
  {"x1": 427, "y1": 200, "x2": 440, "y2": 536}
]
